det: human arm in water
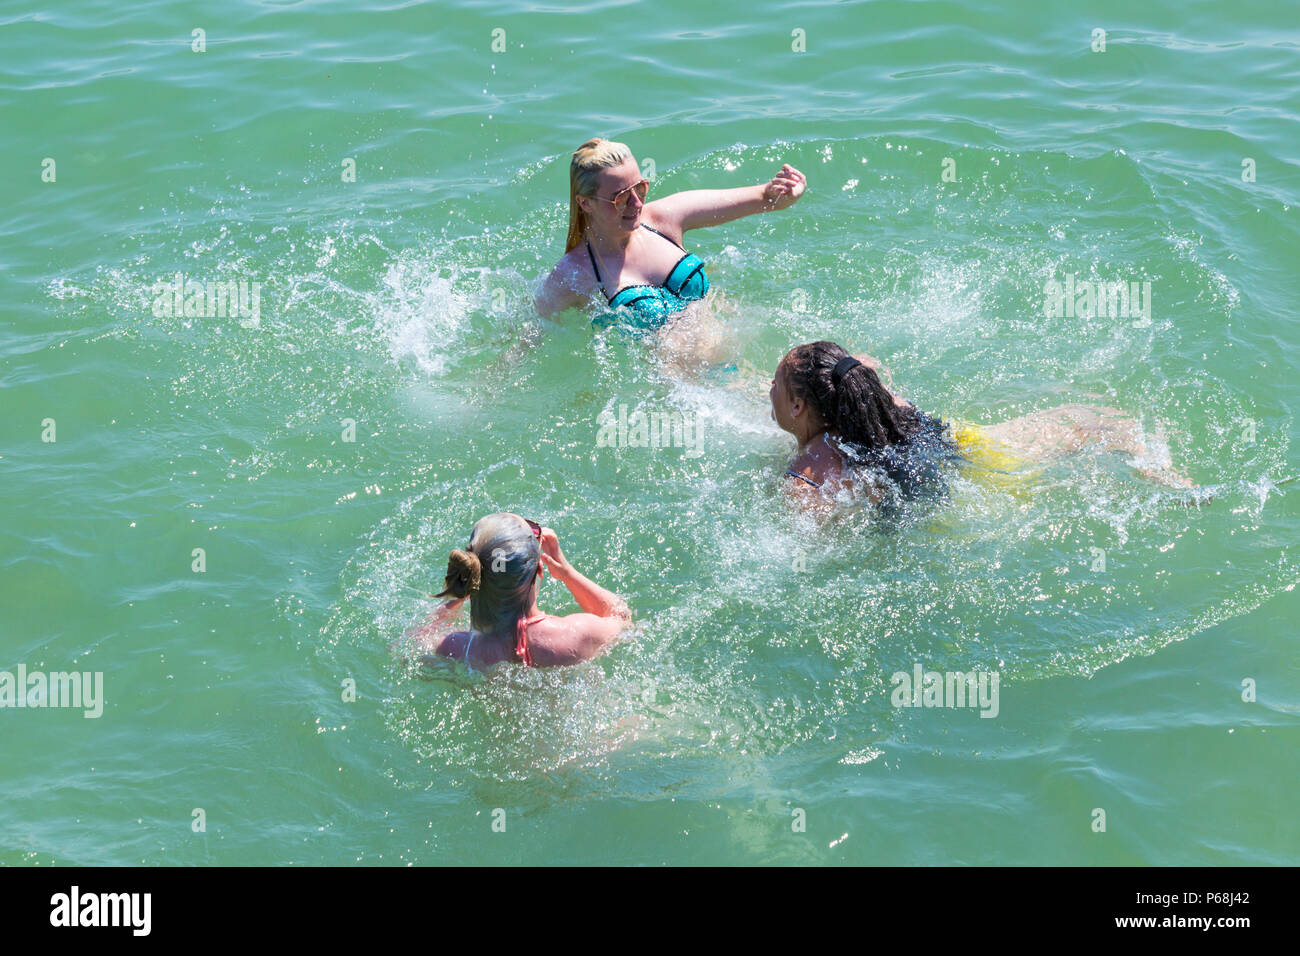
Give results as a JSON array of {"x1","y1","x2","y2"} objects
[
  {"x1": 425, "y1": 595, "x2": 465, "y2": 623},
  {"x1": 646, "y1": 163, "x2": 806, "y2": 236},
  {"x1": 534, "y1": 257, "x2": 589, "y2": 321},
  {"x1": 399, "y1": 595, "x2": 467, "y2": 658}
]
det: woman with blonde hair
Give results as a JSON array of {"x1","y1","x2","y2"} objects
[
  {"x1": 407, "y1": 513, "x2": 631, "y2": 670},
  {"x1": 535, "y1": 137, "x2": 805, "y2": 345}
]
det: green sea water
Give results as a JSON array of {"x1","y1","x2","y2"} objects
[{"x1": 2, "y1": 0, "x2": 1297, "y2": 865}]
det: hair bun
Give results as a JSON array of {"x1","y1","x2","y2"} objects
[{"x1": 435, "y1": 548, "x2": 481, "y2": 599}]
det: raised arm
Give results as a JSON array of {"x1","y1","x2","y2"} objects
[
  {"x1": 648, "y1": 164, "x2": 806, "y2": 233},
  {"x1": 538, "y1": 528, "x2": 630, "y2": 655},
  {"x1": 540, "y1": 529, "x2": 628, "y2": 619}
]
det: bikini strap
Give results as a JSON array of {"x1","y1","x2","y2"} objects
[
  {"x1": 785, "y1": 469, "x2": 822, "y2": 488},
  {"x1": 465, "y1": 617, "x2": 544, "y2": 671},
  {"x1": 515, "y1": 613, "x2": 547, "y2": 667},
  {"x1": 640, "y1": 221, "x2": 685, "y2": 251},
  {"x1": 585, "y1": 241, "x2": 610, "y2": 300}
]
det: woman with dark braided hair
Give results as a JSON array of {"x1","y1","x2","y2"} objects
[
  {"x1": 770, "y1": 341, "x2": 1192, "y2": 512},
  {"x1": 770, "y1": 342, "x2": 956, "y2": 511}
]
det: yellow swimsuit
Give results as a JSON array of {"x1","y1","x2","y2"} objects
[{"x1": 948, "y1": 422, "x2": 1037, "y2": 495}]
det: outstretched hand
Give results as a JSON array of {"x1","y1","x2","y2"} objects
[{"x1": 763, "y1": 163, "x2": 806, "y2": 209}]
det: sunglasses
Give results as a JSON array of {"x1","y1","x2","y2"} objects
[
  {"x1": 524, "y1": 518, "x2": 542, "y2": 540},
  {"x1": 593, "y1": 179, "x2": 649, "y2": 212}
]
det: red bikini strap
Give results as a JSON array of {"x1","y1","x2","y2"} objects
[{"x1": 515, "y1": 613, "x2": 546, "y2": 667}]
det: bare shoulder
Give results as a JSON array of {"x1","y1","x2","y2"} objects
[
  {"x1": 528, "y1": 613, "x2": 624, "y2": 666},
  {"x1": 781, "y1": 469, "x2": 836, "y2": 521},
  {"x1": 427, "y1": 629, "x2": 469, "y2": 661},
  {"x1": 641, "y1": 201, "x2": 686, "y2": 244},
  {"x1": 783, "y1": 443, "x2": 858, "y2": 507},
  {"x1": 536, "y1": 248, "x2": 595, "y2": 317},
  {"x1": 556, "y1": 244, "x2": 594, "y2": 283},
  {"x1": 787, "y1": 442, "x2": 838, "y2": 486}
]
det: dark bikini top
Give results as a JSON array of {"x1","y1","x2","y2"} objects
[{"x1": 784, "y1": 412, "x2": 959, "y2": 502}]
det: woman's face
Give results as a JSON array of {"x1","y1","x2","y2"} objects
[
  {"x1": 769, "y1": 360, "x2": 800, "y2": 435},
  {"x1": 581, "y1": 158, "x2": 645, "y2": 232}
]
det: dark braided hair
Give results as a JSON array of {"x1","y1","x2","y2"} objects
[{"x1": 779, "y1": 341, "x2": 927, "y2": 456}]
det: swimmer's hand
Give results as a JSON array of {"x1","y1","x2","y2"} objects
[
  {"x1": 537, "y1": 527, "x2": 574, "y2": 581},
  {"x1": 538, "y1": 527, "x2": 632, "y2": 626},
  {"x1": 763, "y1": 164, "x2": 806, "y2": 210}
]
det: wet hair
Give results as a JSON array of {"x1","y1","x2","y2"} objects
[
  {"x1": 436, "y1": 513, "x2": 540, "y2": 661},
  {"x1": 564, "y1": 137, "x2": 634, "y2": 253},
  {"x1": 779, "y1": 341, "x2": 928, "y2": 455}
]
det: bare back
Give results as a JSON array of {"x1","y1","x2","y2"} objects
[{"x1": 426, "y1": 612, "x2": 624, "y2": 670}]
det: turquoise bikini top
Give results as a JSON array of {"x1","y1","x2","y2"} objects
[{"x1": 587, "y1": 223, "x2": 710, "y2": 335}]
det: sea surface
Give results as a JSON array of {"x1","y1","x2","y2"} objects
[{"x1": 2, "y1": 0, "x2": 1297, "y2": 865}]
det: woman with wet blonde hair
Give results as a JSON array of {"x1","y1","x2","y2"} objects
[
  {"x1": 406, "y1": 513, "x2": 631, "y2": 670},
  {"x1": 562, "y1": 138, "x2": 636, "y2": 256},
  {"x1": 535, "y1": 136, "x2": 806, "y2": 340}
]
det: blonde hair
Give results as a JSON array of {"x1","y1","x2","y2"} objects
[
  {"x1": 565, "y1": 138, "x2": 634, "y2": 253},
  {"x1": 436, "y1": 513, "x2": 541, "y2": 659}
]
